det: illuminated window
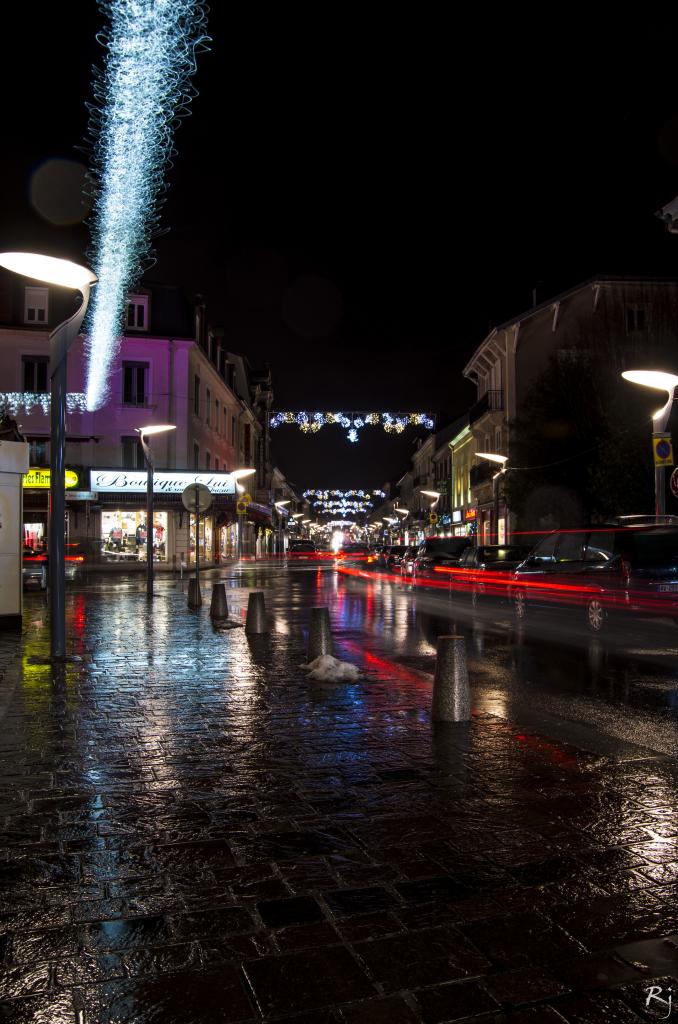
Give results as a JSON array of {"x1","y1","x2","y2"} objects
[{"x1": 24, "y1": 287, "x2": 48, "y2": 325}]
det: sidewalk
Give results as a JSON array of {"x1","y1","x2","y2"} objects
[{"x1": 1, "y1": 581, "x2": 677, "y2": 1022}]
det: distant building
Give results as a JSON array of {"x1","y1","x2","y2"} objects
[
  {"x1": 0, "y1": 273, "x2": 277, "y2": 565},
  {"x1": 463, "y1": 276, "x2": 678, "y2": 540}
]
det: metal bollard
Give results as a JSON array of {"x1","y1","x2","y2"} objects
[
  {"x1": 307, "y1": 607, "x2": 333, "y2": 661},
  {"x1": 245, "y1": 591, "x2": 267, "y2": 634},
  {"x1": 187, "y1": 578, "x2": 202, "y2": 610},
  {"x1": 210, "y1": 583, "x2": 229, "y2": 621},
  {"x1": 431, "y1": 635, "x2": 470, "y2": 722}
]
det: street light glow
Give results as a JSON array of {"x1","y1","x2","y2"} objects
[
  {"x1": 136, "y1": 424, "x2": 176, "y2": 438},
  {"x1": 622, "y1": 370, "x2": 678, "y2": 421},
  {"x1": 420, "y1": 490, "x2": 441, "y2": 498},
  {"x1": 476, "y1": 452, "x2": 508, "y2": 465},
  {"x1": 232, "y1": 468, "x2": 256, "y2": 480},
  {"x1": 0, "y1": 252, "x2": 97, "y2": 291}
]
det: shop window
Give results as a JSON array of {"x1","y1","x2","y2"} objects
[
  {"x1": 22, "y1": 356, "x2": 48, "y2": 392},
  {"x1": 194, "y1": 375, "x2": 200, "y2": 416},
  {"x1": 102, "y1": 510, "x2": 167, "y2": 561},
  {"x1": 126, "y1": 294, "x2": 148, "y2": 330},
  {"x1": 122, "y1": 362, "x2": 149, "y2": 405},
  {"x1": 121, "y1": 435, "x2": 145, "y2": 469},
  {"x1": 24, "y1": 287, "x2": 48, "y2": 325},
  {"x1": 193, "y1": 443, "x2": 199, "y2": 470}
]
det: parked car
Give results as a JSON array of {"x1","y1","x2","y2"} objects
[
  {"x1": 287, "y1": 540, "x2": 317, "y2": 560},
  {"x1": 399, "y1": 546, "x2": 419, "y2": 579},
  {"x1": 511, "y1": 522, "x2": 678, "y2": 632},
  {"x1": 411, "y1": 537, "x2": 474, "y2": 585},
  {"x1": 383, "y1": 545, "x2": 410, "y2": 571},
  {"x1": 23, "y1": 546, "x2": 84, "y2": 587},
  {"x1": 452, "y1": 544, "x2": 533, "y2": 606},
  {"x1": 336, "y1": 543, "x2": 377, "y2": 569}
]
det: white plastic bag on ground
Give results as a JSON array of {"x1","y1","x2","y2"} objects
[{"x1": 302, "y1": 654, "x2": 360, "y2": 682}]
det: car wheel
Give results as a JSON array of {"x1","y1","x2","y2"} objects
[
  {"x1": 513, "y1": 589, "x2": 528, "y2": 621},
  {"x1": 586, "y1": 597, "x2": 606, "y2": 633}
]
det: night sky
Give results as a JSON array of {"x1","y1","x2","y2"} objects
[{"x1": 3, "y1": 8, "x2": 678, "y2": 489}]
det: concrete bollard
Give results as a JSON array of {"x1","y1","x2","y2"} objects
[
  {"x1": 308, "y1": 607, "x2": 333, "y2": 661},
  {"x1": 245, "y1": 591, "x2": 267, "y2": 634},
  {"x1": 431, "y1": 635, "x2": 470, "y2": 722},
  {"x1": 187, "y1": 578, "x2": 202, "y2": 610},
  {"x1": 210, "y1": 583, "x2": 229, "y2": 621}
]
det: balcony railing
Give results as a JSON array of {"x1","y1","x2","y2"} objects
[{"x1": 469, "y1": 389, "x2": 503, "y2": 425}]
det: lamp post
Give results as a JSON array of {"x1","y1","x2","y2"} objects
[
  {"x1": 274, "y1": 500, "x2": 290, "y2": 555},
  {"x1": 475, "y1": 453, "x2": 508, "y2": 543},
  {"x1": 135, "y1": 425, "x2": 175, "y2": 597},
  {"x1": 0, "y1": 253, "x2": 97, "y2": 659},
  {"x1": 231, "y1": 469, "x2": 255, "y2": 559},
  {"x1": 622, "y1": 370, "x2": 678, "y2": 517}
]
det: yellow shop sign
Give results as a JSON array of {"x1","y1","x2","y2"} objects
[{"x1": 22, "y1": 468, "x2": 79, "y2": 489}]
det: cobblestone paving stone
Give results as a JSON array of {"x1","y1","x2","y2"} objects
[{"x1": 0, "y1": 571, "x2": 677, "y2": 1021}]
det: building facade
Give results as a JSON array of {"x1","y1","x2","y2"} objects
[
  {"x1": 0, "y1": 273, "x2": 276, "y2": 566},
  {"x1": 463, "y1": 276, "x2": 678, "y2": 539}
]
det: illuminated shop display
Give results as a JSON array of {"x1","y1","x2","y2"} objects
[{"x1": 101, "y1": 509, "x2": 168, "y2": 561}]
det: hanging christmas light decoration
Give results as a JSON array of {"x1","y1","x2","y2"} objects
[
  {"x1": 0, "y1": 393, "x2": 88, "y2": 415},
  {"x1": 302, "y1": 489, "x2": 387, "y2": 518},
  {"x1": 270, "y1": 411, "x2": 435, "y2": 441}
]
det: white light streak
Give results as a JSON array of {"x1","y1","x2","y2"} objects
[{"x1": 84, "y1": 0, "x2": 208, "y2": 411}]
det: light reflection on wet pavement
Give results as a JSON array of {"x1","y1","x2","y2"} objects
[{"x1": 1, "y1": 563, "x2": 677, "y2": 1021}]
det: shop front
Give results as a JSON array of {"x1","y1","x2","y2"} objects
[
  {"x1": 451, "y1": 506, "x2": 477, "y2": 539},
  {"x1": 22, "y1": 466, "x2": 83, "y2": 553},
  {"x1": 88, "y1": 469, "x2": 239, "y2": 569}
]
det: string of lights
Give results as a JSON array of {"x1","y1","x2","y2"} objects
[
  {"x1": 0, "y1": 393, "x2": 88, "y2": 415},
  {"x1": 84, "y1": 0, "x2": 209, "y2": 411},
  {"x1": 270, "y1": 411, "x2": 435, "y2": 442}
]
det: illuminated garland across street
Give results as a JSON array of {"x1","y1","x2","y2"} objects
[
  {"x1": 303, "y1": 489, "x2": 386, "y2": 517},
  {"x1": 270, "y1": 411, "x2": 435, "y2": 442}
]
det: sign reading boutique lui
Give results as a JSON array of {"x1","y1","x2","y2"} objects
[{"x1": 90, "y1": 470, "x2": 237, "y2": 495}]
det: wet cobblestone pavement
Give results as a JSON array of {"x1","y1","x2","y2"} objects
[{"x1": 2, "y1": 567, "x2": 678, "y2": 1022}]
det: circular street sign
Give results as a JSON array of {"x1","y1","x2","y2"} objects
[
  {"x1": 181, "y1": 482, "x2": 213, "y2": 514},
  {"x1": 671, "y1": 468, "x2": 678, "y2": 499},
  {"x1": 429, "y1": 512, "x2": 438, "y2": 525},
  {"x1": 236, "y1": 500, "x2": 247, "y2": 515},
  {"x1": 656, "y1": 439, "x2": 672, "y2": 460},
  {"x1": 241, "y1": 492, "x2": 252, "y2": 505}
]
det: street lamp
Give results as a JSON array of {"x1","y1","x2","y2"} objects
[
  {"x1": 622, "y1": 370, "x2": 678, "y2": 517},
  {"x1": 274, "y1": 500, "x2": 290, "y2": 555},
  {"x1": 135, "y1": 425, "x2": 175, "y2": 598},
  {"x1": 0, "y1": 252, "x2": 97, "y2": 659},
  {"x1": 476, "y1": 452, "x2": 508, "y2": 544}
]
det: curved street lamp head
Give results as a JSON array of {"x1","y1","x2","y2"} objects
[
  {"x1": 622, "y1": 369, "x2": 678, "y2": 423},
  {"x1": 135, "y1": 424, "x2": 176, "y2": 438},
  {"x1": 275, "y1": 500, "x2": 291, "y2": 509},
  {"x1": 420, "y1": 489, "x2": 441, "y2": 498},
  {"x1": 476, "y1": 452, "x2": 508, "y2": 465},
  {"x1": 0, "y1": 252, "x2": 97, "y2": 291},
  {"x1": 232, "y1": 468, "x2": 256, "y2": 480}
]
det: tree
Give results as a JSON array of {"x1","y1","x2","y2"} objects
[{"x1": 504, "y1": 353, "x2": 655, "y2": 529}]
